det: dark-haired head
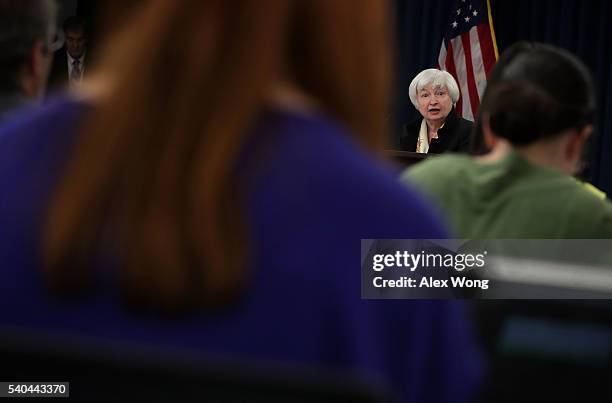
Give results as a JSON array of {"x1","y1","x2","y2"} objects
[
  {"x1": 62, "y1": 16, "x2": 88, "y2": 59},
  {"x1": 0, "y1": 0, "x2": 56, "y2": 97},
  {"x1": 471, "y1": 42, "x2": 595, "y2": 156},
  {"x1": 473, "y1": 43, "x2": 595, "y2": 175},
  {"x1": 482, "y1": 44, "x2": 594, "y2": 145},
  {"x1": 470, "y1": 42, "x2": 539, "y2": 154}
]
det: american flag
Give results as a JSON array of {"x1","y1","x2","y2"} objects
[{"x1": 437, "y1": 0, "x2": 498, "y2": 121}]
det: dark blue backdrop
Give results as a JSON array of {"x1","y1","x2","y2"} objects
[{"x1": 394, "y1": 0, "x2": 612, "y2": 194}]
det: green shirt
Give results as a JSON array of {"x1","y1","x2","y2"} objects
[{"x1": 401, "y1": 152, "x2": 612, "y2": 239}]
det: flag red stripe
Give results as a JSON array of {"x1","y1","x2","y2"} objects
[
  {"x1": 477, "y1": 24, "x2": 496, "y2": 78},
  {"x1": 436, "y1": 3, "x2": 497, "y2": 120},
  {"x1": 443, "y1": 41, "x2": 462, "y2": 117},
  {"x1": 460, "y1": 32, "x2": 481, "y2": 115}
]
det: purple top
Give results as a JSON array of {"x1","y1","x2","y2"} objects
[{"x1": 0, "y1": 98, "x2": 483, "y2": 402}]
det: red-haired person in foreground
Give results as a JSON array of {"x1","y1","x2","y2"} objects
[{"x1": 0, "y1": 1, "x2": 483, "y2": 401}]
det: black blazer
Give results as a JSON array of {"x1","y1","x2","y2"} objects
[
  {"x1": 48, "y1": 48, "x2": 69, "y2": 92},
  {"x1": 48, "y1": 48, "x2": 90, "y2": 93},
  {"x1": 400, "y1": 108, "x2": 473, "y2": 153}
]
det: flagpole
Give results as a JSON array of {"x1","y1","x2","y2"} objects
[{"x1": 486, "y1": 0, "x2": 499, "y2": 60}]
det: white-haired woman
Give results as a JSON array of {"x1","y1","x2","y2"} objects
[{"x1": 400, "y1": 69, "x2": 473, "y2": 153}]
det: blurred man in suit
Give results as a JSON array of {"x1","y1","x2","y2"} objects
[
  {"x1": 0, "y1": 0, "x2": 56, "y2": 123},
  {"x1": 48, "y1": 16, "x2": 88, "y2": 92}
]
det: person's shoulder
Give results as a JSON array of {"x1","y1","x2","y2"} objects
[
  {"x1": 563, "y1": 180, "x2": 612, "y2": 237},
  {"x1": 444, "y1": 110, "x2": 472, "y2": 130},
  {"x1": 0, "y1": 96, "x2": 89, "y2": 172},
  {"x1": 403, "y1": 116, "x2": 422, "y2": 132},
  {"x1": 525, "y1": 172, "x2": 612, "y2": 238},
  {"x1": 248, "y1": 107, "x2": 366, "y2": 170},
  {"x1": 0, "y1": 97, "x2": 90, "y2": 261},
  {"x1": 442, "y1": 114, "x2": 472, "y2": 152},
  {"x1": 0, "y1": 96, "x2": 87, "y2": 144},
  {"x1": 454, "y1": 116, "x2": 473, "y2": 139},
  {"x1": 251, "y1": 108, "x2": 382, "y2": 175},
  {"x1": 402, "y1": 154, "x2": 472, "y2": 183},
  {"x1": 457, "y1": 116, "x2": 474, "y2": 128}
]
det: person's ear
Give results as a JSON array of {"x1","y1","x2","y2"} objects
[
  {"x1": 482, "y1": 116, "x2": 498, "y2": 149},
  {"x1": 565, "y1": 125, "x2": 592, "y2": 162}
]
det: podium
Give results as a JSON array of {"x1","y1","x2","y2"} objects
[{"x1": 384, "y1": 150, "x2": 428, "y2": 167}]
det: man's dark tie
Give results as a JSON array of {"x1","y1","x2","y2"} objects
[{"x1": 70, "y1": 59, "x2": 81, "y2": 85}]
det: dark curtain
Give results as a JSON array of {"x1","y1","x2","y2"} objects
[
  {"x1": 75, "y1": 0, "x2": 98, "y2": 45},
  {"x1": 394, "y1": 0, "x2": 612, "y2": 194}
]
